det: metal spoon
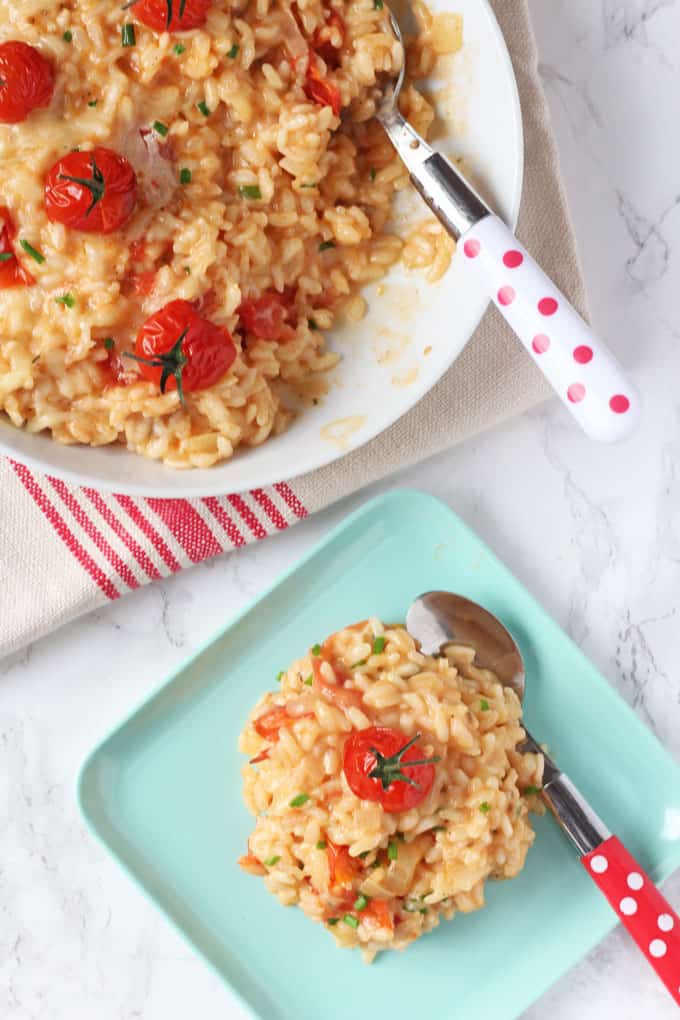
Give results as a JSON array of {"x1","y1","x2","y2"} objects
[
  {"x1": 406, "y1": 591, "x2": 679, "y2": 1004},
  {"x1": 377, "y1": 13, "x2": 641, "y2": 443}
]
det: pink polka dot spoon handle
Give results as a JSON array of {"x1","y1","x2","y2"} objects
[
  {"x1": 584, "y1": 838, "x2": 680, "y2": 1004},
  {"x1": 460, "y1": 216, "x2": 640, "y2": 442},
  {"x1": 377, "y1": 68, "x2": 641, "y2": 443}
]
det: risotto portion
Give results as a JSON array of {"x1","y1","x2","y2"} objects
[
  {"x1": 238, "y1": 619, "x2": 544, "y2": 961},
  {"x1": 0, "y1": 0, "x2": 461, "y2": 469}
]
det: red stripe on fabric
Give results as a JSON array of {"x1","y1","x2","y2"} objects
[
  {"x1": 146, "y1": 498, "x2": 222, "y2": 563},
  {"x1": 10, "y1": 461, "x2": 120, "y2": 601},
  {"x1": 114, "y1": 494, "x2": 182, "y2": 574},
  {"x1": 274, "y1": 482, "x2": 307, "y2": 519},
  {"x1": 203, "y1": 497, "x2": 246, "y2": 547},
  {"x1": 82, "y1": 488, "x2": 162, "y2": 582},
  {"x1": 227, "y1": 493, "x2": 267, "y2": 539},
  {"x1": 251, "y1": 488, "x2": 288, "y2": 531},
  {"x1": 49, "y1": 477, "x2": 140, "y2": 591}
]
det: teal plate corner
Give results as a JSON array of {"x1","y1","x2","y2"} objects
[{"x1": 78, "y1": 490, "x2": 680, "y2": 1020}]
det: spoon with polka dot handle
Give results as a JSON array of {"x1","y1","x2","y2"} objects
[
  {"x1": 378, "y1": 13, "x2": 641, "y2": 442},
  {"x1": 407, "y1": 592, "x2": 679, "y2": 1005}
]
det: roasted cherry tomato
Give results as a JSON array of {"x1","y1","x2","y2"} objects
[
  {"x1": 238, "y1": 290, "x2": 296, "y2": 342},
  {"x1": 0, "y1": 206, "x2": 34, "y2": 287},
  {"x1": 125, "y1": 298, "x2": 236, "y2": 403},
  {"x1": 133, "y1": 0, "x2": 212, "y2": 32},
  {"x1": 326, "y1": 840, "x2": 357, "y2": 890},
  {"x1": 304, "y1": 55, "x2": 341, "y2": 116},
  {"x1": 342, "y1": 726, "x2": 439, "y2": 812},
  {"x1": 0, "y1": 41, "x2": 54, "y2": 124},
  {"x1": 312, "y1": 12, "x2": 346, "y2": 69},
  {"x1": 45, "y1": 147, "x2": 138, "y2": 234}
]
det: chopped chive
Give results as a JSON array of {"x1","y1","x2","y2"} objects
[
  {"x1": 300, "y1": 182, "x2": 317, "y2": 188},
  {"x1": 290, "y1": 793, "x2": 309, "y2": 808},
  {"x1": 174, "y1": 43, "x2": 186, "y2": 55},
  {"x1": 316, "y1": 840, "x2": 327, "y2": 850},
  {"x1": 103, "y1": 337, "x2": 115, "y2": 351},
  {"x1": 311, "y1": 643, "x2": 321, "y2": 656},
  {"x1": 0, "y1": 252, "x2": 13, "y2": 263},
  {"x1": 180, "y1": 167, "x2": 192, "y2": 185},
  {"x1": 480, "y1": 698, "x2": 490, "y2": 711},
  {"x1": 239, "y1": 184, "x2": 262, "y2": 200},
  {"x1": 420, "y1": 907, "x2": 428, "y2": 914},
  {"x1": 19, "y1": 240, "x2": 45, "y2": 265},
  {"x1": 522, "y1": 786, "x2": 542, "y2": 797},
  {"x1": 479, "y1": 802, "x2": 491, "y2": 814},
  {"x1": 184, "y1": 266, "x2": 191, "y2": 275},
  {"x1": 343, "y1": 914, "x2": 359, "y2": 929},
  {"x1": 372, "y1": 636, "x2": 386, "y2": 655},
  {"x1": 374, "y1": 0, "x2": 384, "y2": 7},
  {"x1": 353, "y1": 894, "x2": 369, "y2": 912},
  {"x1": 197, "y1": 100, "x2": 210, "y2": 117},
  {"x1": 153, "y1": 120, "x2": 169, "y2": 137},
  {"x1": 88, "y1": 100, "x2": 98, "y2": 108},
  {"x1": 431, "y1": 825, "x2": 446, "y2": 833},
  {"x1": 370, "y1": 858, "x2": 381, "y2": 869},
  {"x1": 308, "y1": 318, "x2": 318, "y2": 330},
  {"x1": 304, "y1": 674, "x2": 313, "y2": 686},
  {"x1": 327, "y1": 917, "x2": 339, "y2": 926},
  {"x1": 227, "y1": 43, "x2": 239, "y2": 58},
  {"x1": 350, "y1": 658, "x2": 367, "y2": 669},
  {"x1": 63, "y1": 30, "x2": 73, "y2": 43},
  {"x1": 318, "y1": 240, "x2": 335, "y2": 252},
  {"x1": 357, "y1": 850, "x2": 370, "y2": 859},
  {"x1": 264, "y1": 855, "x2": 280, "y2": 867},
  {"x1": 370, "y1": 167, "x2": 376, "y2": 181},
  {"x1": 397, "y1": 832, "x2": 405, "y2": 842},
  {"x1": 387, "y1": 841, "x2": 398, "y2": 861},
  {"x1": 121, "y1": 23, "x2": 136, "y2": 47},
  {"x1": 32, "y1": 355, "x2": 40, "y2": 364},
  {"x1": 55, "y1": 293, "x2": 75, "y2": 308},
  {"x1": 276, "y1": 670, "x2": 284, "y2": 683}
]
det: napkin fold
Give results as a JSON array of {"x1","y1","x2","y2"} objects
[{"x1": 0, "y1": 0, "x2": 588, "y2": 658}]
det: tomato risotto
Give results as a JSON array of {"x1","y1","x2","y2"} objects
[
  {"x1": 239, "y1": 619, "x2": 544, "y2": 961},
  {"x1": 0, "y1": 1, "x2": 461, "y2": 468}
]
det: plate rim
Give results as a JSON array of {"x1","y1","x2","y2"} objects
[
  {"x1": 77, "y1": 488, "x2": 680, "y2": 1020},
  {"x1": 0, "y1": 0, "x2": 525, "y2": 498}
]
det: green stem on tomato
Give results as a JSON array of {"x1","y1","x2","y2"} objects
[
  {"x1": 58, "y1": 154, "x2": 105, "y2": 217},
  {"x1": 368, "y1": 733, "x2": 440, "y2": 791},
  {"x1": 123, "y1": 327, "x2": 189, "y2": 406}
]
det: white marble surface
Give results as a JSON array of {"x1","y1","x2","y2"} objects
[{"x1": 2, "y1": 1, "x2": 680, "y2": 1017}]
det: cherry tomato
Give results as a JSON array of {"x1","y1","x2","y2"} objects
[
  {"x1": 362, "y1": 898, "x2": 394, "y2": 932},
  {"x1": 0, "y1": 41, "x2": 54, "y2": 124},
  {"x1": 312, "y1": 12, "x2": 346, "y2": 69},
  {"x1": 127, "y1": 298, "x2": 236, "y2": 403},
  {"x1": 45, "y1": 147, "x2": 138, "y2": 234},
  {"x1": 0, "y1": 206, "x2": 34, "y2": 288},
  {"x1": 238, "y1": 290, "x2": 296, "y2": 342},
  {"x1": 133, "y1": 0, "x2": 212, "y2": 32},
  {"x1": 326, "y1": 840, "x2": 357, "y2": 890},
  {"x1": 304, "y1": 55, "x2": 341, "y2": 116},
  {"x1": 342, "y1": 727, "x2": 439, "y2": 812}
]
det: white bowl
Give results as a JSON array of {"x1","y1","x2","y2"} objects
[{"x1": 0, "y1": 0, "x2": 523, "y2": 497}]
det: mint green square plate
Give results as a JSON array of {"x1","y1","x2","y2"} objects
[{"x1": 78, "y1": 490, "x2": 680, "y2": 1020}]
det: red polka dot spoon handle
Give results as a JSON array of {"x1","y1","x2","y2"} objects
[
  {"x1": 583, "y1": 838, "x2": 680, "y2": 1004},
  {"x1": 378, "y1": 89, "x2": 641, "y2": 442},
  {"x1": 458, "y1": 215, "x2": 640, "y2": 442}
]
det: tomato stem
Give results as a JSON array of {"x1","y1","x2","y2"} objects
[
  {"x1": 123, "y1": 327, "x2": 189, "y2": 406},
  {"x1": 58, "y1": 154, "x2": 105, "y2": 217},
  {"x1": 368, "y1": 733, "x2": 440, "y2": 791}
]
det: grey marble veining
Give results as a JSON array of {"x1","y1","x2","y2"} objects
[{"x1": 2, "y1": 2, "x2": 680, "y2": 1017}]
